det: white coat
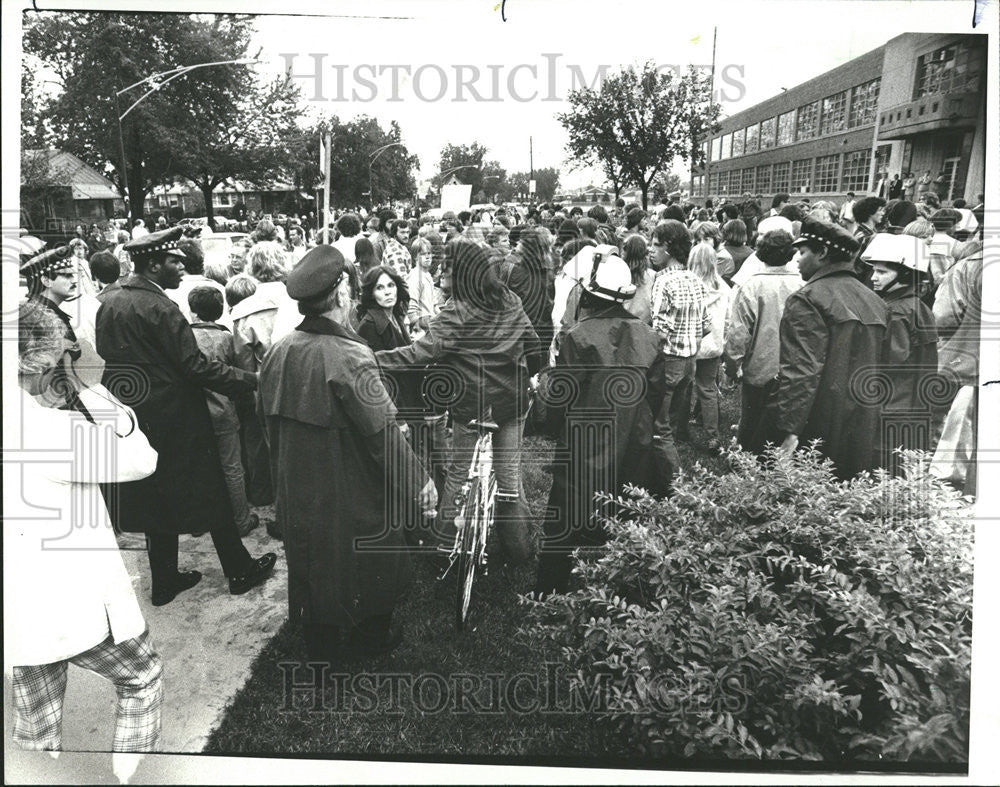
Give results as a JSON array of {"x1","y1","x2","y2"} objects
[{"x1": 4, "y1": 385, "x2": 157, "y2": 667}]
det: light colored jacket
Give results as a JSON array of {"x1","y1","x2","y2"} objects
[
  {"x1": 697, "y1": 282, "x2": 733, "y2": 359},
  {"x1": 724, "y1": 265, "x2": 802, "y2": 385},
  {"x1": 4, "y1": 386, "x2": 156, "y2": 667},
  {"x1": 934, "y1": 245, "x2": 982, "y2": 386},
  {"x1": 231, "y1": 281, "x2": 293, "y2": 372}
]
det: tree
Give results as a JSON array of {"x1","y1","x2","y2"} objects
[
  {"x1": 167, "y1": 50, "x2": 304, "y2": 227},
  {"x1": 22, "y1": 12, "x2": 301, "y2": 223},
  {"x1": 531, "y1": 167, "x2": 561, "y2": 202},
  {"x1": 288, "y1": 116, "x2": 419, "y2": 210},
  {"x1": 435, "y1": 142, "x2": 489, "y2": 194},
  {"x1": 557, "y1": 87, "x2": 631, "y2": 200},
  {"x1": 651, "y1": 171, "x2": 683, "y2": 203},
  {"x1": 558, "y1": 63, "x2": 721, "y2": 209}
]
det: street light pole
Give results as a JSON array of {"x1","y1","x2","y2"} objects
[
  {"x1": 369, "y1": 142, "x2": 406, "y2": 209},
  {"x1": 113, "y1": 89, "x2": 132, "y2": 222},
  {"x1": 113, "y1": 56, "x2": 261, "y2": 225}
]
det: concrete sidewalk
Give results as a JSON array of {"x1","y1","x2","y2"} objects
[{"x1": 4, "y1": 507, "x2": 286, "y2": 756}]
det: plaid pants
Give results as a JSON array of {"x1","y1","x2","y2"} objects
[{"x1": 11, "y1": 629, "x2": 163, "y2": 752}]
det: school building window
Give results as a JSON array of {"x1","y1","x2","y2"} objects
[
  {"x1": 814, "y1": 154, "x2": 840, "y2": 192},
  {"x1": 721, "y1": 133, "x2": 733, "y2": 159},
  {"x1": 732, "y1": 128, "x2": 746, "y2": 157},
  {"x1": 719, "y1": 169, "x2": 732, "y2": 194},
  {"x1": 841, "y1": 149, "x2": 872, "y2": 192},
  {"x1": 795, "y1": 100, "x2": 820, "y2": 141},
  {"x1": 745, "y1": 123, "x2": 760, "y2": 154},
  {"x1": 760, "y1": 117, "x2": 777, "y2": 149},
  {"x1": 712, "y1": 136, "x2": 722, "y2": 161},
  {"x1": 710, "y1": 171, "x2": 721, "y2": 194},
  {"x1": 772, "y1": 161, "x2": 791, "y2": 193},
  {"x1": 848, "y1": 79, "x2": 881, "y2": 127},
  {"x1": 914, "y1": 42, "x2": 983, "y2": 99},
  {"x1": 820, "y1": 91, "x2": 848, "y2": 135},
  {"x1": 777, "y1": 111, "x2": 795, "y2": 145},
  {"x1": 741, "y1": 168, "x2": 756, "y2": 193},
  {"x1": 756, "y1": 164, "x2": 772, "y2": 193},
  {"x1": 791, "y1": 158, "x2": 813, "y2": 193}
]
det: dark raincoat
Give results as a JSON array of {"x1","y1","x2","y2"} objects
[
  {"x1": 769, "y1": 262, "x2": 889, "y2": 480},
  {"x1": 95, "y1": 275, "x2": 256, "y2": 534},
  {"x1": 259, "y1": 315, "x2": 427, "y2": 628},
  {"x1": 535, "y1": 301, "x2": 666, "y2": 595},
  {"x1": 880, "y1": 285, "x2": 939, "y2": 471}
]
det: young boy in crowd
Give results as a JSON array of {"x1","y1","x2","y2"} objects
[{"x1": 188, "y1": 286, "x2": 259, "y2": 537}]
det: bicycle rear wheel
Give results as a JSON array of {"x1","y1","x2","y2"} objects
[{"x1": 456, "y1": 477, "x2": 482, "y2": 630}]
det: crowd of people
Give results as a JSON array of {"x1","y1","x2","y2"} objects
[{"x1": 11, "y1": 182, "x2": 984, "y2": 756}]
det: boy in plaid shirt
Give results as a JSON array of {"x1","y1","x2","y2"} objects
[{"x1": 649, "y1": 260, "x2": 711, "y2": 490}]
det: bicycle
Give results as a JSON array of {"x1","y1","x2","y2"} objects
[{"x1": 440, "y1": 408, "x2": 499, "y2": 630}]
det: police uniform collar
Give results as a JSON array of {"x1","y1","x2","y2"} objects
[
  {"x1": 295, "y1": 314, "x2": 368, "y2": 345},
  {"x1": 122, "y1": 273, "x2": 170, "y2": 297},
  {"x1": 805, "y1": 260, "x2": 860, "y2": 284}
]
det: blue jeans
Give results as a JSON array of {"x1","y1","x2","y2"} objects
[
  {"x1": 437, "y1": 414, "x2": 534, "y2": 563},
  {"x1": 652, "y1": 354, "x2": 696, "y2": 492}
]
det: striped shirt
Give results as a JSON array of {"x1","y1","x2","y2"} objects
[{"x1": 650, "y1": 268, "x2": 710, "y2": 357}]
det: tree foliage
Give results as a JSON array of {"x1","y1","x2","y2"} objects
[
  {"x1": 22, "y1": 12, "x2": 302, "y2": 221},
  {"x1": 289, "y1": 116, "x2": 419, "y2": 210},
  {"x1": 558, "y1": 63, "x2": 720, "y2": 209},
  {"x1": 435, "y1": 142, "x2": 489, "y2": 194}
]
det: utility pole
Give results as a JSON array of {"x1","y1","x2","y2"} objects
[
  {"x1": 701, "y1": 26, "x2": 718, "y2": 204},
  {"x1": 322, "y1": 132, "x2": 333, "y2": 240},
  {"x1": 113, "y1": 90, "x2": 131, "y2": 222},
  {"x1": 529, "y1": 136, "x2": 534, "y2": 181}
]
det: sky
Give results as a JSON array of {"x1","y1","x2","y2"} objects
[
  {"x1": 239, "y1": 0, "x2": 974, "y2": 190},
  {"x1": 20, "y1": 0, "x2": 978, "y2": 192}
]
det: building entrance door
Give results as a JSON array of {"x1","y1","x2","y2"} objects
[{"x1": 942, "y1": 157, "x2": 960, "y2": 202}]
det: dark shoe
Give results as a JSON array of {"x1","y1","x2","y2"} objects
[
  {"x1": 265, "y1": 519, "x2": 283, "y2": 541},
  {"x1": 228, "y1": 552, "x2": 277, "y2": 595},
  {"x1": 152, "y1": 570, "x2": 202, "y2": 607},
  {"x1": 238, "y1": 512, "x2": 260, "y2": 538}
]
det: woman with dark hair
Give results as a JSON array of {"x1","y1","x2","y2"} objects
[
  {"x1": 722, "y1": 219, "x2": 753, "y2": 274},
  {"x1": 621, "y1": 235, "x2": 655, "y2": 324},
  {"x1": 499, "y1": 225, "x2": 556, "y2": 361},
  {"x1": 354, "y1": 236, "x2": 379, "y2": 277},
  {"x1": 376, "y1": 242, "x2": 540, "y2": 567},
  {"x1": 356, "y1": 265, "x2": 411, "y2": 350}
]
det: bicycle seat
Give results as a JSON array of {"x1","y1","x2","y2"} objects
[{"x1": 467, "y1": 416, "x2": 499, "y2": 433}]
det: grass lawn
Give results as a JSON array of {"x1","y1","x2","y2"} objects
[{"x1": 204, "y1": 383, "x2": 741, "y2": 758}]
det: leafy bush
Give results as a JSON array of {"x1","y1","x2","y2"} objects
[{"x1": 523, "y1": 445, "x2": 973, "y2": 762}]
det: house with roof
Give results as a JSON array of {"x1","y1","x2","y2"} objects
[{"x1": 20, "y1": 149, "x2": 125, "y2": 231}]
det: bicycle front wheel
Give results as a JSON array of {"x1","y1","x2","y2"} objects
[{"x1": 456, "y1": 477, "x2": 483, "y2": 630}]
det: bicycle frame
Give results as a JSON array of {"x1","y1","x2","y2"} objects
[{"x1": 443, "y1": 412, "x2": 499, "y2": 629}]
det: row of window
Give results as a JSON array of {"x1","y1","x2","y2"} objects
[
  {"x1": 711, "y1": 77, "x2": 881, "y2": 163},
  {"x1": 914, "y1": 41, "x2": 984, "y2": 100},
  {"x1": 694, "y1": 149, "x2": 874, "y2": 197}
]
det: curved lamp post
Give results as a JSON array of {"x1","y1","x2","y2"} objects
[
  {"x1": 368, "y1": 142, "x2": 407, "y2": 208},
  {"x1": 114, "y1": 57, "x2": 260, "y2": 221}
]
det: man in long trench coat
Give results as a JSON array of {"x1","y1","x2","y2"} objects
[
  {"x1": 259, "y1": 246, "x2": 437, "y2": 661},
  {"x1": 769, "y1": 217, "x2": 889, "y2": 479},
  {"x1": 96, "y1": 227, "x2": 277, "y2": 606}
]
